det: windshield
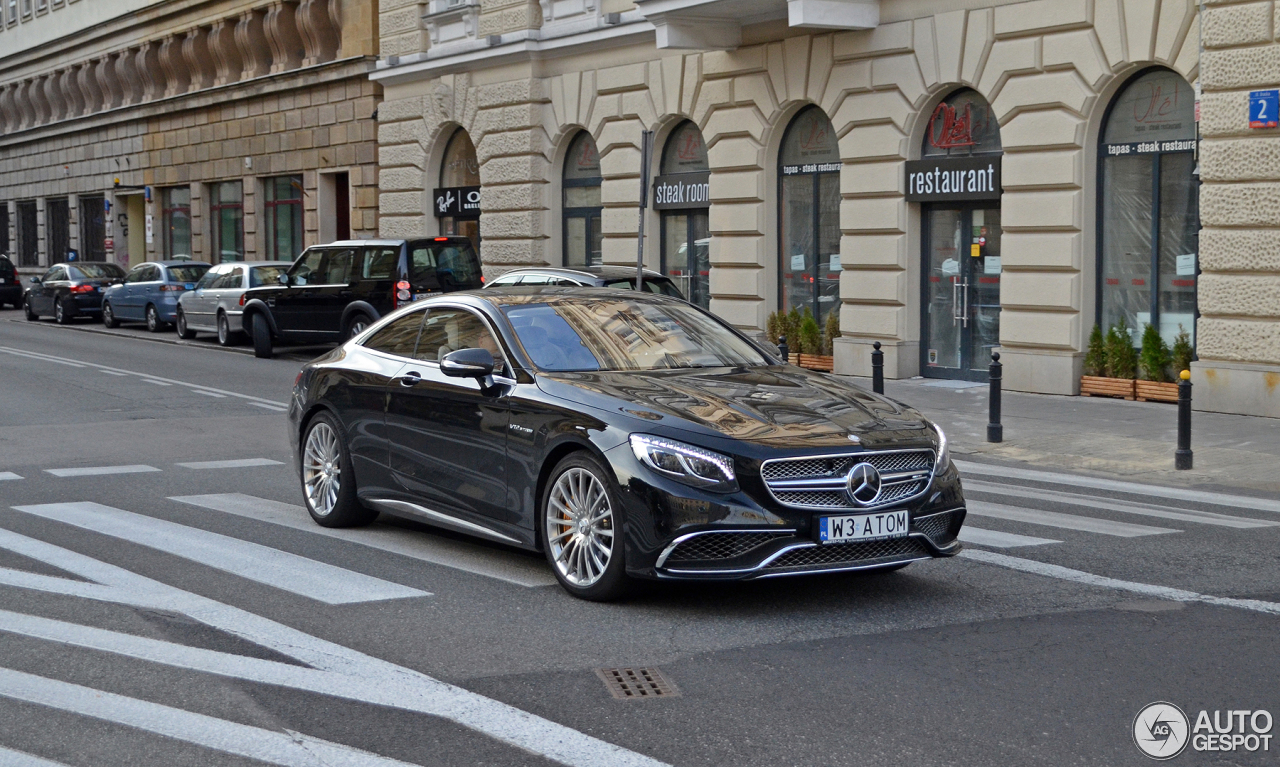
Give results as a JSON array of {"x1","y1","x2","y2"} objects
[
  {"x1": 167, "y1": 265, "x2": 210, "y2": 283},
  {"x1": 409, "y1": 241, "x2": 483, "y2": 290},
  {"x1": 67, "y1": 263, "x2": 125, "y2": 280},
  {"x1": 250, "y1": 265, "x2": 289, "y2": 287},
  {"x1": 502, "y1": 296, "x2": 767, "y2": 372},
  {"x1": 602, "y1": 278, "x2": 684, "y2": 298}
]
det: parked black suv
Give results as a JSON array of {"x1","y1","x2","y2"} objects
[
  {"x1": 0, "y1": 255, "x2": 21, "y2": 309},
  {"x1": 240, "y1": 237, "x2": 483, "y2": 358}
]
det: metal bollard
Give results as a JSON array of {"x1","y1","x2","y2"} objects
[
  {"x1": 778, "y1": 334, "x2": 789, "y2": 364},
  {"x1": 1176, "y1": 369, "x2": 1193, "y2": 470},
  {"x1": 871, "y1": 341, "x2": 884, "y2": 395},
  {"x1": 987, "y1": 351, "x2": 1003, "y2": 443}
]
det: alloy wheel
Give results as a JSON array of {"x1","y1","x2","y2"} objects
[
  {"x1": 302, "y1": 421, "x2": 341, "y2": 518},
  {"x1": 217, "y1": 314, "x2": 229, "y2": 345},
  {"x1": 146, "y1": 306, "x2": 159, "y2": 332},
  {"x1": 545, "y1": 467, "x2": 615, "y2": 587},
  {"x1": 55, "y1": 301, "x2": 65, "y2": 324}
]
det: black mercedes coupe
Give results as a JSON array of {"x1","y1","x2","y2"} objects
[{"x1": 287, "y1": 288, "x2": 966, "y2": 600}]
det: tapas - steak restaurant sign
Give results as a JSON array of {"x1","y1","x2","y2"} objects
[
  {"x1": 652, "y1": 172, "x2": 710, "y2": 210},
  {"x1": 433, "y1": 186, "x2": 481, "y2": 217},
  {"x1": 904, "y1": 156, "x2": 1002, "y2": 202}
]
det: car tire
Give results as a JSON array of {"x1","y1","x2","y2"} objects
[
  {"x1": 102, "y1": 301, "x2": 119, "y2": 328},
  {"x1": 23, "y1": 298, "x2": 37, "y2": 321},
  {"x1": 145, "y1": 304, "x2": 164, "y2": 332},
  {"x1": 176, "y1": 309, "x2": 196, "y2": 339},
  {"x1": 217, "y1": 312, "x2": 239, "y2": 347},
  {"x1": 252, "y1": 313, "x2": 273, "y2": 359},
  {"x1": 54, "y1": 298, "x2": 72, "y2": 325},
  {"x1": 300, "y1": 412, "x2": 376, "y2": 528},
  {"x1": 540, "y1": 451, "x2": 632, "y2": 602},
  {"x1": 344, "y1": 313, "x2": 373, "y2": 341}
]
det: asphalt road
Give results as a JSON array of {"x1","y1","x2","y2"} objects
[{"x1": 1, "y1": 309, "x2": 1277, "y2": 767}]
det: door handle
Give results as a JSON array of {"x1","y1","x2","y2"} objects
[
  {"x1": 961, "y1": 282, "x2": 970, "y2": 327},
  {"x1": 397, "y1": 372, "x2": 422, "y2": 387},
  {"x1": 951, "y1": 278, "x2": 961, "y2": 325}
]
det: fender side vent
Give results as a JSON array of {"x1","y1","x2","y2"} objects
[{"x1": 595, "y1": 667, "x2": 681, "y2": 700}]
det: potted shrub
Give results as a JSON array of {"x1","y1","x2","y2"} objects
[
  {"x1": 1080, "y1": 322, "x2": 1136, "y2": 399},
  {"x1": 1135, "y1": 323, "x2": 1178, "y2": 402},
  {"x1": 1171, "y1": 325, "x2": 1194, "y2": 379},
  {"x1": 795, "y1": 308, "x2": 834, "y2": 371}
]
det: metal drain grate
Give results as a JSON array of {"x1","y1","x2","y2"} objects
[{"x1": 595, "y1": 667, "x2": 681, "y2": 700}]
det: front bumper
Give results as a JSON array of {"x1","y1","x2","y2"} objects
[{"x1": 604, "y1": 443, "x2": 966, "y2": 581}]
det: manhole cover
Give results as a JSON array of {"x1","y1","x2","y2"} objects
[{"x1": 595, "y1": 667, "x2": 681, "y2": 700}]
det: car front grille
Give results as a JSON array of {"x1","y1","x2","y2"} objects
[
  {"x1": 760, "y1": 449, "x2": 936, "y2": 511},
  {"x1": 914, "y1": 509, "x2": 962, "y2": 546},
  {"x1": 763, "y1": 537, "x2": 929, "y2": 572},
  {"x1": 663, "y1": 531, "x2": 794, "y2": 563}
]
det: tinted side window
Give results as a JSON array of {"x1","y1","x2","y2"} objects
[
  {"x1": 362, "y1": 247, "x2": 398, "y2": 280},
  {"x1": 416, "y1": 308, "x2": 506, "y2": 374},
  {"x1": 195, "y1": 266, "x2": 224, "y2": 290},
  {"x1": 435, "y1": 245, "x2": 481, "y2": 289},
  {"x1": 290, "y1": 249, "x2": 328, "y2": 285},
  {"x1": 324, "y1": 248, "x2": 355, "y2": 284},
  {"x1": 141, "y1": 266, "x2": 162, "y2": 282},
  {"x1": 362, "y1": 310, "x2": 427, "y2": 357},
  {"x1": 41, "y1": 267, "x2": 62, "y2": 282},
  {"x1": 250, "y1": 265, "x2": 287, "y2": 287},
  {"x1": 124, "y1": 266, "x2": 147, "y2": 284},
  {"x1": 213, "y1": 269, "x2": 242, "y2": 290}
]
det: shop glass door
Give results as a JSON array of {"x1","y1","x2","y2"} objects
[
  {"x1": 923, "y1": 206, "x2": 1001, "y2": 380},
  {"x1": 662, "y1": 211, "x2": 710, "y2": 309}
]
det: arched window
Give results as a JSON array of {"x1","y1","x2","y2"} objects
[
  {"x1": 1098, "y1": 69, "x2": 1198, "y2": 348},
  {"x1": 437, "y1": 128, "x2": 480, "y2": 256},
  {"x1": 563, "y1": 131, "x2": 602, "y2": 267},
  {"x1": 778, "y1": 106, "x2": 840, "y2": 323},
  {"x1": 658, "y1": 120, "x2": 710, "y2": 308}
]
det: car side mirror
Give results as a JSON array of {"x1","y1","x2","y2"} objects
[
  {"x1": 29, "y1": 277, "x2": 40, "y2": 284},
  {"x1": 441, "y1": 348, "x2": 495, "y2": 379},
  {"x1": 277, "y1": 273, "x2": 291, "y2": 286}
]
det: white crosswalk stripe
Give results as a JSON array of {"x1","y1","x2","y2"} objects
[
  {"x1": 0, "y1": 745, "x2": 73, "y2": 767},
  {"x1": 44, "y1": 465, "x2": 160, "y2": 477},
  {"x1": 175, "y1": 458, "x2": 284, "y2": 469},
  {"x1": 10, "y1": 502, "x2": 430, "y2": 604},
  {"x1": 0, "y1": 473, "x2": 21, "y2": 481},
  {"x1": 172, "y1": 493, "x2": 556, "y2": 587},
  {"x1": 958, "y1": 527, "x2": 1060, "y2": 548},
  {"x1": 966, "y1": 501, "x2": 1178, "y2": 537},
  {"x1": 964, "y1": 479, "x2": 1279, "y2": 529}
]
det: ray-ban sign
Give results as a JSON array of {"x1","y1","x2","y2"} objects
[
  {"x1": 434, "y1": 186, "x2": 481, "y2": 217},
  {"x1": 905, "y1": 156, "x2": 1002, "y2": 202}
]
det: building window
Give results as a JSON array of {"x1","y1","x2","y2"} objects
[
  {"x1": 562, "y1": 131, "x2": 602, "y2": 267},
  {"x1": 658, "y1": 120, "x2": 710, "y2": 309},
  {"x1": 264, "y1": 176, "x2": 303, "y2": 261},
  {"x1": 16, "y1": 201, "x2": 37, "y2": 266},
  {"x1": 161, "y1": 186, "x2": 191, "y2": 257},
  {"x1": 0, "y1": 205, "x2": 8, "y2": 254},
  {"x1": 211, "y1": 181, "x2": 244, "y2": 262},
  {"x1": 437, "y1": 128, "x2": 481, "y2": 256},
  {"x1": 1098, "y1": 69, "x2": 1198, "y2": 347},
  {"x1": 78, "y1": 195, "x2": 105, "y2": 261},
  {"x1": 21, "y1": 0, "x2": 30, "y2": 16},
  {"x1": 45, "y1": 198, "x2": 68, "y2": 261},
  {"x1": 778, "y1": 106, "x2": 841, "y2": 324}
]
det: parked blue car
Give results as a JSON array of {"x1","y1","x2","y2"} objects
[{"x1": 102, "y1": 260, "x2": 211, "y2": 332}]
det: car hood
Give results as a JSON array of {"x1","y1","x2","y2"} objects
[{"x1": 536, "y1": 366, "x2": 935, "y2": 450}]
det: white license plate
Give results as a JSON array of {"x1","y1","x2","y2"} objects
[{"x1": 819, "y1": 510, "x2": 909, "y2": 543}]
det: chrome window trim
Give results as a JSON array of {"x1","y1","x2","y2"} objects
[
  {"x1": 760, "y1": 448, "x2": 937, "y2": 511},
  {"x1": 654, "y1": 528, "x2": 797, "y2": 569}
]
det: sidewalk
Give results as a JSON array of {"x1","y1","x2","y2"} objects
[{"x1": 846, "y1": 375, "x2": 1280, "y2": 496}]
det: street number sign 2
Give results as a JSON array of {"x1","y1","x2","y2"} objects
[{"x1": 1249, "y1": 90, "x2": 1279, "y2": 128}]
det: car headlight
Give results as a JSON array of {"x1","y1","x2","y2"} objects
[
  {"x1": 933, "y1": 423, "x2": 950, "y2": 473},
  {"x1": 629, "y1": 434, "x2": 738, "y2": 492}
]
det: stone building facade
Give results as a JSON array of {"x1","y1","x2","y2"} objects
[
  {"x1": 1196, "y1": 0, "x2": 1280, "y2": 416},
  {"x1": 0, "y1": 0, "x2": 381, "y2": 272},
  {"x1": 371, "y1": 0, "x2": 1242, "y2": 408}
]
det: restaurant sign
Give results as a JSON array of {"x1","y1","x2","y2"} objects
[
  {"x1": 652, "y1": 172, "x2": 710, "y2": 210},
  {"x1": 904, "y1": 155, "x2": 1002, "y2": 202}
]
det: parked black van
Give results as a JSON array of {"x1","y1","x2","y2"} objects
[
  {"x1": 0, "y1": 255, "x2": 21, "y2": 309},
  {"x1": 240, "y1": 237, "x2": 483, "y2": 358}
]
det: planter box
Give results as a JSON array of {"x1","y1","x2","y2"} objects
[
  {"x1": 1080, "y1": 376, "x2": 1135, "y2": 400},
  {"x1": 795, "y1": 354, "x2": 834, "y2": 372},
  {"x1": 1135, "y1": 379, "x2": 1180, "y2": 403}
]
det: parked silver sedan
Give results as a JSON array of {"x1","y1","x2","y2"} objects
[{"x1": 176, "y1": 261, "x2": 292, "y2": 345}]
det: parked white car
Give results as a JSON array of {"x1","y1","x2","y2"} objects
[{"x1": 176, "y1": 261, "x2": 292, "y2": 345}]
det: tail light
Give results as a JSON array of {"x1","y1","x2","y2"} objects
[
  {"x1": 394, "y1": 280, "x2": 411, "y2": 307},
  {"x1": 433, "y1": 237, "x2": 448, "y2": 242},
  {"x1": 70, "y1": 284, "x2": 96, "y2": 294},
  {"x1": 160, "y1": 284, "x2": 184, "y2": 292},
  {"x1": 239, "y1": 293, "x2": 247, "y2": 307}
]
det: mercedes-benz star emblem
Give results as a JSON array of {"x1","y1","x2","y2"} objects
[{"x1": 845, "y1": 462, "x2": 882, "y2": 506}]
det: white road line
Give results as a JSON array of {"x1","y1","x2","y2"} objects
[
  {"x1": 249, "y1": 402, "x2": 288, "y2": 412},
  {"x1": 960, "y1": 549, "x2": 1280, "y2": 616},
  {"x1": 0, "y1": 528, "x2": 669, "y2": 767},
  {"x1": 140, "y1": 379, "x2": 172, "y2": 386},
  {"x1": 171, "y1": 493, "x2": 557, "y2": 588},
  {"x1": 955, "y1": 459, "x2": 1280, "y2": 514},
  {"x1": 964, "y1": 480, "x2": 1279, "y2": 529},
  {"x1": 192, "y1": 390, "x2": 226, "y2": 397},
  {"x1": 44, "y1": 465, "x2": 161, "y2": 478},
  {"x1": 0, "y1": 349, "x2": 84, "y2": 368},
  {"x1": 0, "y1": 744, "x2": 72, "y2": 767},
  {"x1": 966, "y1": 501, "x2": 1178, "y2": 537},
  {"x1": 175, "y1": 458, "x2": 284, "y2": 470},
  {"x1": 0, "y1": 345, "x2": 288, "y2": 408},
  {"x1": 11, "y1": 502, "x2": 428, "y2": 605},
  {"x1": 958, "y1": 527, "x2": 1060, "y2": 549},
  {"x1": 0, "y1": 473, "x2": 21, "y2": 481},
  {"x1": 0, "y1": 667, "x2": 430, "y2": 767}
]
